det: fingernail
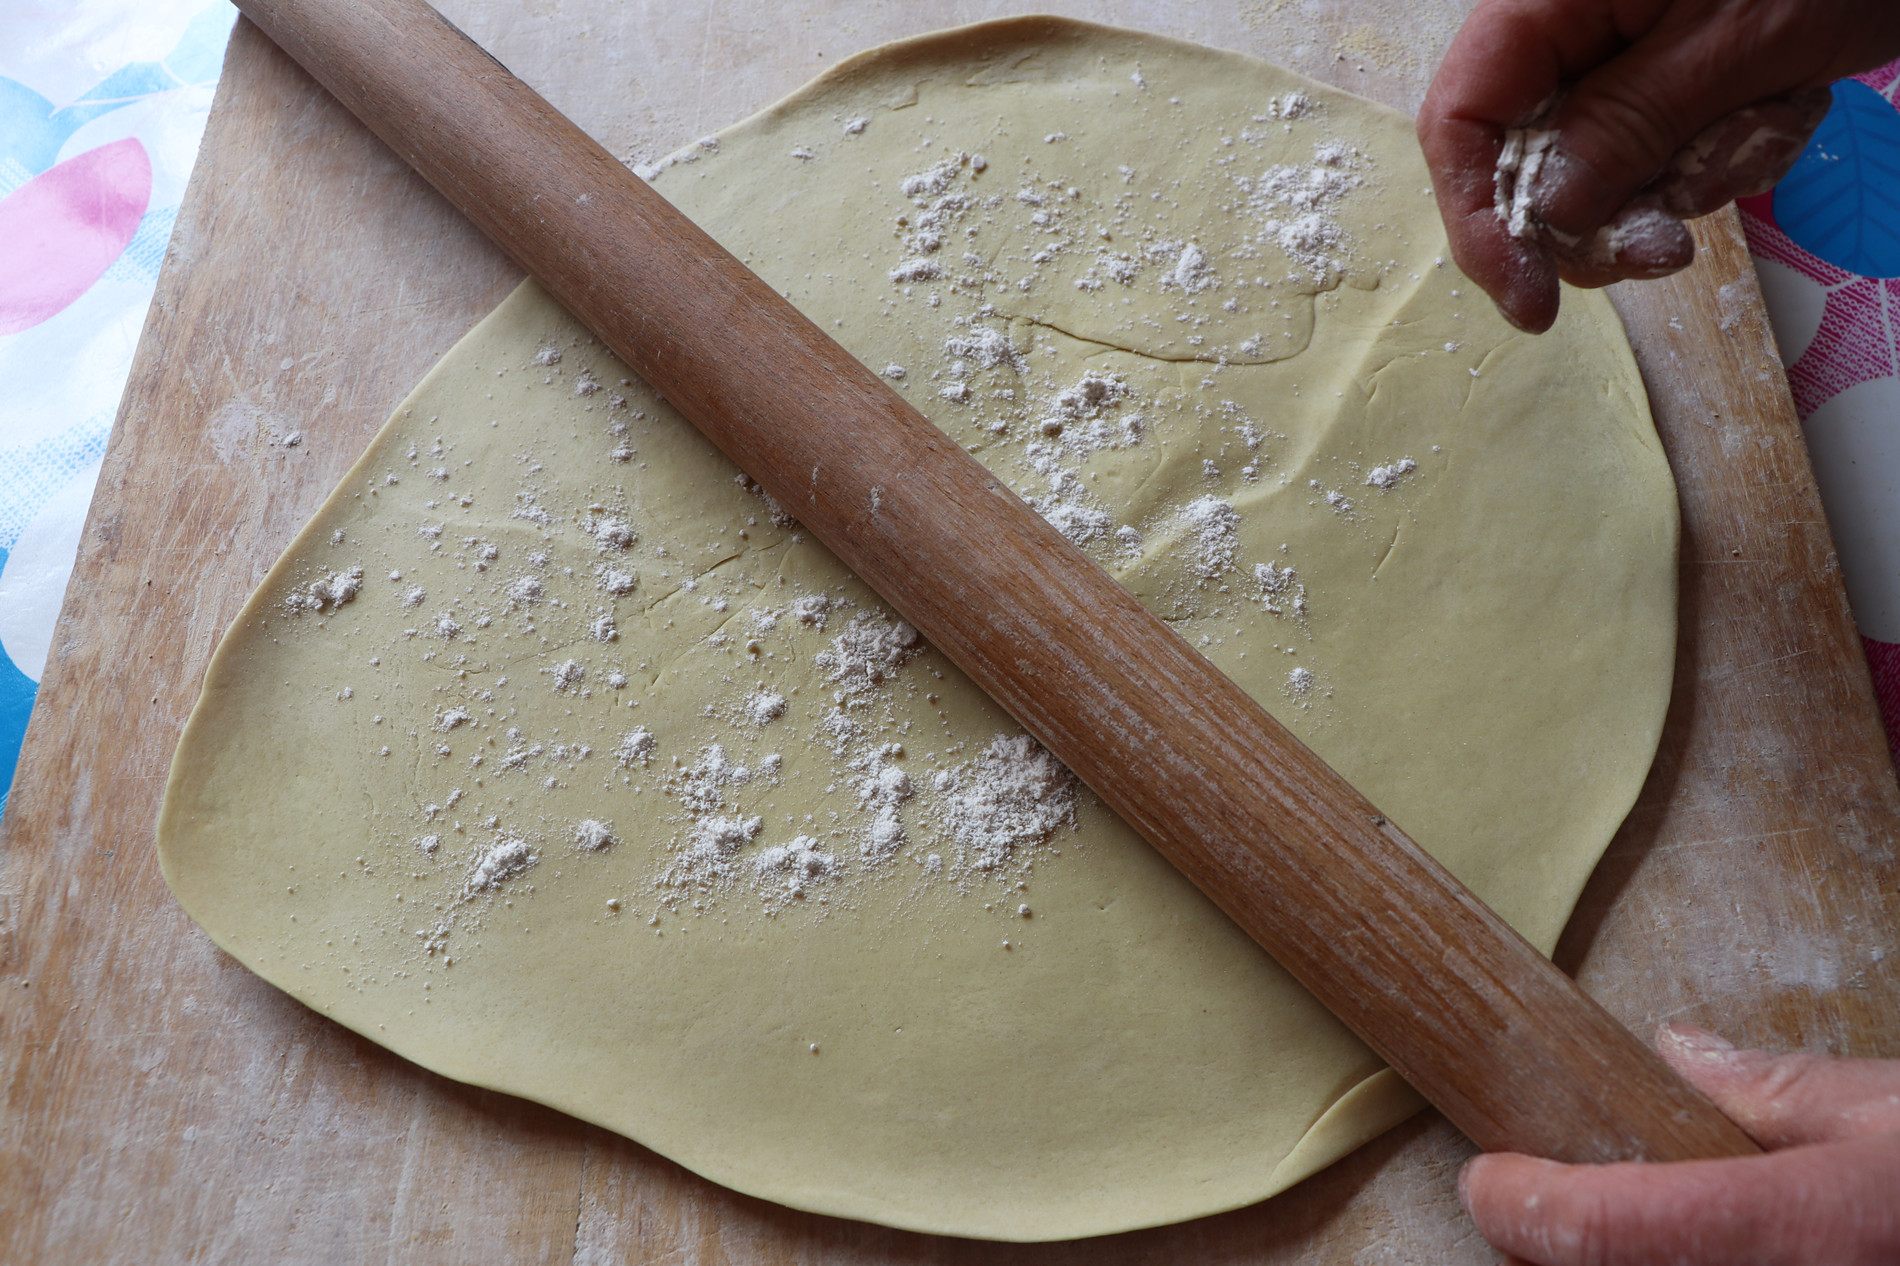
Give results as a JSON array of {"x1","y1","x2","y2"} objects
[
  {"x1": 1661, "y1": 1023, "x2": 1736, "y2": 1056},
  {"x1": 1457, "y1": 1155, "x2": 1483, "y2": 1206},
  {"x1": 1526, "y1": 141, "x2": 1581, "y2": 218},
  {"x1": 1563, "y1": 203, "x2": 1691, "y2": 279}
]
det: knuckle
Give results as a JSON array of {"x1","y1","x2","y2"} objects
[
  {"x1": 1574, "y1": 83, "x2": 1688, "y2": 177},
  {"x1": 1756, "y1": 1051, "x2": 1827, "y2": 1105}
]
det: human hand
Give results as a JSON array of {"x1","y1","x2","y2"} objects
[
  {"x1": 1417, "y1": 0, "x2": 1900, "y2": 332},
  {"x1": 1458, "y1": 1024, "x2": 1900, "y2": 1264}
]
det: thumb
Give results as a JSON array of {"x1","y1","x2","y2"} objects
[
  {"x1": 1657, "y1": 1025, "x2": 1900, "y2": 1148},
  {"x1": 1460, "y1": 1136, "x2": 1900, "y2": 1266}
]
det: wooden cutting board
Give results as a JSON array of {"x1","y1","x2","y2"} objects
[{"x1": 4, "y1": 2, "x2": 1897, "y2": 1261}]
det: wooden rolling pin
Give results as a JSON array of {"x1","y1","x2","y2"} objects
[{"x1": 233, "y1": 0, "x2": 1759, "y2": 1166}]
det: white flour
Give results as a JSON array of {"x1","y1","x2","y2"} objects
[
  {"x1": 1243, "y1": 142, "x2": 1367, "y2": 280},
  {"x1": 1178, "y1": 496, "x2": 1241, "y2": 579},
  {"x1": 597, "y1": 567, "x2": 637, "y2": 596},
  {"x1": 574, "y1": 819, "x2": 615, "y2": 852},
  {"x1": 743, "y1": 689, "x2": 787, "y2": 726},
  {"x1": 287, "y1": 567, "x2": 363, "y2": 613},
  {"x1": 1036, "y1": 500, "x2": 1113, "y2": 544},
  {"x1": 1365, "y1": 457, "x2": 1416, "y2": 489},
  {"x1": 1022, "y1": 372, "x2": 1146, "y2": 546},
  {"x1": 816, "y1": 615, "x2": 923, "y2": 695},
  {"x1": 591, "y1": 516, "x2": 637, "y2": 549},
  {"x1": 1161, "y1": 242, "x2": 1216, "y2": 294},
  {"x1": 615, "y1": 727, "x2": 656, "y2": 767},
  {"x1": 679, "y1": 743, "x2": 751, "y2": 814},
  {"x1": 681, "y1": 814, "x2": 765, "y2": 878},
  {"x1": 944, "y1": 326, "x2": 1026, "y2": 374},
  {"x1": 1494, "y1": 127, "x2": 1560, "y2": 240},
  {"x1": 466, "y1": 834, "x2": 536, "y2": 892},
  {"x1": 854, "y1": 744, "x2": 914, "y2": 859},
  {"x1": 792, "y1": 594, "x2": 831, "y2": 628},
  {"x1": 754, "y1": 836, "x2": 839, "y2": 896},
  {"x1": 1254, "y1": 562, "x2": 1307, "y2": 617},
  {"x1": 932, "y1": 735, "x2": 1077, "y2": 871}
]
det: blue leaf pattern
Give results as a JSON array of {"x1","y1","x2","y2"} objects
[{"x1": 1775, "y1": 80, "x2": 1900, "y2": 279}]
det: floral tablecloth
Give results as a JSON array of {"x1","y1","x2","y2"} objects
[{"x1": 0, "y1": 8, "x2": 1895, "y2": 810}]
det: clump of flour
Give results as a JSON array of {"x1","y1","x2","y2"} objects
[
  {"x1": 944, "y1": 325, "x2": 1027, "y2": 374},
  {"x1": 680, "y1": 813, "x2": 764, "y2": 879},
  {"x1": 1254, "y1": 561, "x2": 1307, "y2": 617},
  {"x1": 678, "y1": 743, "x2": 752, "y2": 813},
  {"x1": 615, "y1": 726, "x2": 655, "y2": 767},
  {"x1": 742, "y1": 689, "x2": 787, "y2": 726},
  {"x1": 754, "y1": 836, "x2": 839, "y2": 897},
  {"x1": 286, "y1": 567, "x2": 363, "y2": 613},
  {"x1": 589, "y1": 516, "x2": 637, "y2": 550},
  {"x1": 573, "y1": 819, "x2": 615, "y2": 852},
  {"x1": 466, "y1": 834, "x2": 537, "y2": 892},
  {"x1": 792, "y1": 593, "x2": 831, "y2": 628},
  {"x1": 931, "y1": 735, "x2": 1077, "y2": 871},
  {"x1": 1494, "y1": 126, "x2": 1560, "y2": 240},
  {"x1": 1023, "y1": 372, "x2": 1146, "y2": 545},
  {"x1": 1159, "y1": 241, "x2": 1216, "y2": 293},
  {"x1": 1365, "y1": 457, "x2": 1417, "y2": 489},
  {"x1": 1037, "y1": 372, "x2": 1139, "y2": 447},
  {"x1": 1177, "y1": 496, "x2": 1241, "y2": 579},
  {"x1": 852, "y1": 743, "x2": 914, "y2": 859},
  {"x1": 816, "y1": 614, "x2": 923, "y2": 694},
  {"x1": 890, "y1": 153, "x2": 976, "y2": 284}
]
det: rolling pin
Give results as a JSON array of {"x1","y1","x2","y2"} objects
[{"x1": 231, "y1": 0, "x2": 1760, "y2": 1166}]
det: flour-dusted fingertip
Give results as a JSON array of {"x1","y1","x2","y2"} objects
[
  {"x1": 1658, "y1": 1022, "x2": 1738, "y2": 1059},
  {"x1": 1457, "y1": 1152, "x2": 1484, "y2": 1208},
  {"x1": 1604, "y1": 203, "x2": 1694, "y2": 276}
]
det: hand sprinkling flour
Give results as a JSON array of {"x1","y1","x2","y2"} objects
[{"x1": 1419, "y1": 0, "x2": 1894, "y2": 331}]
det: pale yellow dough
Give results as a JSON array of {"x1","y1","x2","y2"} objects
[{"x1": 158, "y1": 17, "x2": 1677, "y2": 1240}]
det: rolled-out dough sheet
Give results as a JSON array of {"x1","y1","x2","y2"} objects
[{"x1": 158, "y1": 17, "x2": 1677, "y2": 1241}]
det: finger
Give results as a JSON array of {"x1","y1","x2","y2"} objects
[
  {"x1": 1461, "y1": 1135, "x2": 1900, "y2": 1266},
  {"x1": 1532, "y1": 85, "x2": 1829, "y2": 291},
  {"x1": 1422, "y1": 120, "x2": 1563, "y2": 331},
  {"x1": 1548, "y1": 199, "x2": 1694, "y2": 289},
  {"x1": 1645, "y1": 88, "x2": 1834, "y2": 218},
  {"x1": 1658, "y1": 1025, "x2": 1900, "y2": 1147}
]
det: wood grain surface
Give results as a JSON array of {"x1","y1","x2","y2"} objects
[{"x1": 3, "y1": 2, "x2": 1897, "y2": 1262}]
